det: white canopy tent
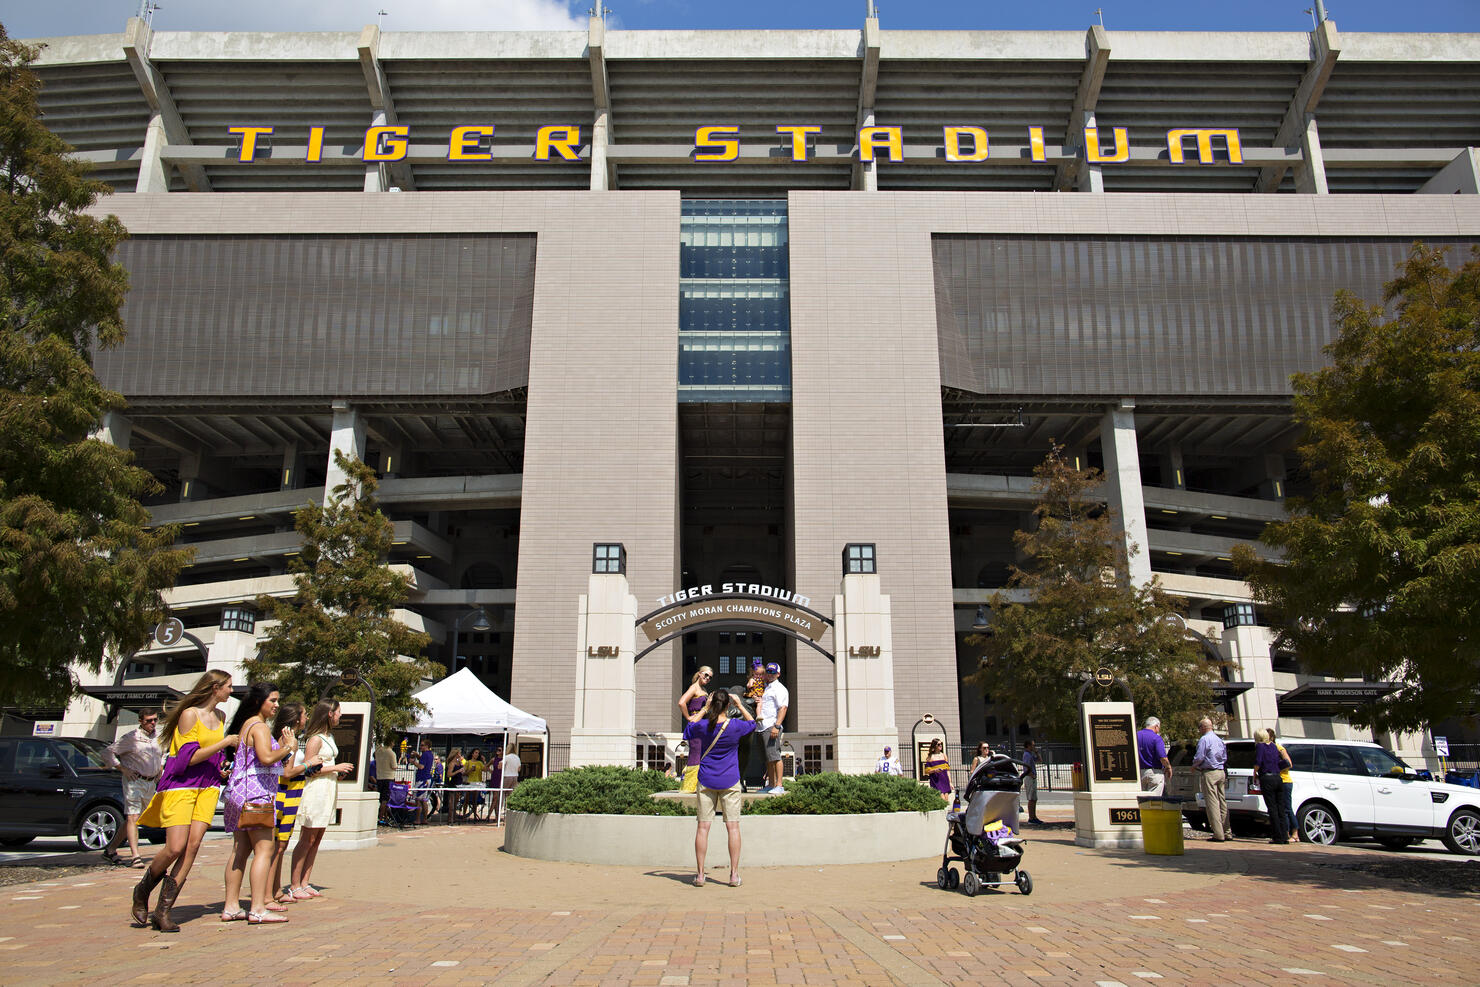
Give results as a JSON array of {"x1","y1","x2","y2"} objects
[{"x1": 411, "y1": 667, "x2": 547, "y2": 736}]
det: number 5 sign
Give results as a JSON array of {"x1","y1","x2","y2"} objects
[{"x1": 155, "y1": 617, "x2": 186, "y2": 647}]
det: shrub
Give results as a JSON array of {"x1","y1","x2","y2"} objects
[
  {"x1": 742, "y1": 772, "x2": 945, "y2": 815},
  {"x1": 506, "y1": 765, "x2": 692, "y2": 816}
]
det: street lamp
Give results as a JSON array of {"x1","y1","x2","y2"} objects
[
  {"x1": 449, "y1": 607, "x2": 493, "y2": 672},
  {"x1": 971, "y1": 605, "x2": 989, "y2": 631}
]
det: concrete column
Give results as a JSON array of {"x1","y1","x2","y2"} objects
[
  {"x1": 178, "y1": 451, "x2": 203, "y2": 502},
  {"x1": 1260, "y1": 453, "x2": 1286, "y2": 502},
  {"x1": 95, "y1": 411, "x2": 132, "y2": 451},
  {"x1": 590, "y1": 109, "x2": 610, "y2": 191},
  {"x1": 1294, "y1": 114, "x2": 1329, "y2": 195},
  {"x1": 569, "y1": 567, "x2": 639, "y2": 767},
  {"x1": 853, "y1": 108, "x2": 878, "y2": 191},
  {"x1": 833, "y1": 568, "x2": 897, "y2": 774},
  {"x1": 280, "y1": 443, "x2": 305, "y2": 491},
  {"x1": 324, "y1": 401, "x2": 365, "y2": 506},
  {"x1": 363, "y1": 109, "x2": 388, "y2": 193},
  {"x1": 1075, "y1": 110, "x2": 1106, "y2": 193},
  {"x1": 377, "y1": 443, "x2": 406, "y2": 478},
  {"x1": 1100, "y1": 400, "x2": 1151, "y2": 587},
  {"x1": 206, "y1": 607, "x2": 257, "y2": 682},
  {"x1": 136, "y1": 115, "x2": 170, "y2": 193},
  {"x1": 1158, "y1": 445, "x2": 1185, "y2": 490},
  {"x1": 1223, "y1": 622, "x2": 1276, "y2": 737},
  {"x1": 1419, "y1": 148, "x2": 1480, "y2": 194}
]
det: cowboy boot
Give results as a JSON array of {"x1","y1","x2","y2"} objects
[
  {"x1": 150, "y1": 874, "x2": 183, "y2": 933},
  {"x1": 131, "y1": 868, "x2": 164, "y2": 926}
]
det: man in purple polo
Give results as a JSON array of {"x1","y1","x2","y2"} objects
[{"x1": 1137, "y1": 716, "x2": 1172, "y2": 795}]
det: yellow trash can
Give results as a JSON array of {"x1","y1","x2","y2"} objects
[{"x1": 1138, "y1": 799, "x2": 1185, "y2": 856}]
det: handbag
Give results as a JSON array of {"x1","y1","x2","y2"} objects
[
  {"x1": 680, "y1": 765, "x2": 700, "y2": 793},
  {"x1": 238, "y1": 799, "x2": 275, "y2": 828}
]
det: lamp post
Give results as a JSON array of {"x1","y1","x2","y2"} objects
[{"x1": 449, "y1": 607, "x2": 493, "y2": 674}]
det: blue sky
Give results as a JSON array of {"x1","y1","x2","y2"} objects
[{"x1": 2, "y1": 0, "x2": 1478, "y2": 37}]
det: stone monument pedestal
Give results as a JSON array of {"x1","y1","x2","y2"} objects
[
  {"x1": 1073, "y1": 790, "x2": 1145, "y2": 849},
  {"x1": 322, "y1": 788, "x2": 379, "y2": 851}
]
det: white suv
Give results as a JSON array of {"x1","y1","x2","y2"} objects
[{"x1": 1170, "y1": 738, "x2": 1480, "y2": 855}]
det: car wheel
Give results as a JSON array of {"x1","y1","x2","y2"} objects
[
  {"x1": 76, "y1": 803, "x2": 122, "y2": 852},
  {"x1": 0, "y1": 836, "x2": 35, "y2": 849},
  {"x1": 1376, "y1": 836, "x2": 1419, "y2": 851},
  {"x1": 1297, "y1": 802, "x2": 1340, "y2": 845},
  {"x1": 1441, "y1": 808, "x2": 1480, "y2": 856}
]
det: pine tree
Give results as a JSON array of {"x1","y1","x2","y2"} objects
[
  {"x1": 1236, "y1": 243, "x2": 1480, "y2": 732},
  {"x1": 966, "y1": 446, "x2": 1223, "y2": 742},
  {"x1": 249, "y1": 452, "x2": 436, "y2": 741},
  {"x1": 0, "y1": 28, "x2": 190, "y2": 706}
]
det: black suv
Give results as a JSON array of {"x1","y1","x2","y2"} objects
[{"x1": 0, "y1": 736, "x2": 125, "y2": 851}]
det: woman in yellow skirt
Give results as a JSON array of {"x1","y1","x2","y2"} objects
[{"x1": 131, "y1": 670, "x2": 240, "y2": 932}]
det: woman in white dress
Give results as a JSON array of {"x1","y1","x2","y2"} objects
[{"x1": 287, "y1": 700, "x2": 352, "y2": 899}]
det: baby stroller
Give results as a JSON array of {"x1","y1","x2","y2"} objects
[{"x1": 935, "y1": 753, "x2": 1033, "y2": 896}]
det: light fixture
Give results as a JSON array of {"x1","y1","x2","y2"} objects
[{"x1": 971, "y1": 605, "x2": 989, "y2": 630}]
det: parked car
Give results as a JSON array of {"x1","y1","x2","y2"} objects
[
  {"x1": 1167, "y1": 737, "x2": 1480, "y2": 855},
  {"x1": 0, "y1": 735, "x2": 125, "y2": 851}
]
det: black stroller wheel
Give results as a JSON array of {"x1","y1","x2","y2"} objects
[
  {"x1": 946, "y1": 868, "x2": 960, "y2": 889},
  {"x1": 961, "y1": 871, "x2": 981, "y2": 897},
  {"x1": 1016, "y1": 870, "x2": 1033, "y2": 896},
  {"x1": 935, "y1": 866, "x2": 950, "y2": 890}
]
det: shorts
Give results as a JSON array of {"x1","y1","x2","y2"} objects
[
  {"x1": 138, "y1": 786, "x2": 220, "y2": 829},
  {"x1": 696, "y1": 782, "x2": 742, "y2": 823},
  {"x1": 762, "y1": 726, "x2": 783, "y2": 762},
  {"x1": 377, "y1": 779, "x2": 392, "y2": 801},
  {"x1": 122, "y1": 777, "x2": 158, "y2": 815},
  {"x1": 1022, "y1": 772, "x2": 1038, "y2": 800}
]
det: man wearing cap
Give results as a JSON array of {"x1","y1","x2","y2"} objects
[
  {"x1": 756, "y1": 662, "x2": 789, "y2": 794},
  {"x1": 876, "y1": 746, "x2": 902, "y2": 775}
]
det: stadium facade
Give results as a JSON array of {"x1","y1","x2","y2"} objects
[{"x1": 19, "y1": 11, "x2": 1480, "y2": 771}]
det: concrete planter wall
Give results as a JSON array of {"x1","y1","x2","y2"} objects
[{"x1": 504, "y1": 808, "x2": 947, "y2": 867}]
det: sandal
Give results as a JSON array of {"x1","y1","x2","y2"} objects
[
  {"x1": 729, "y1": 875, "x2": 742, "y2": 888},
  {"x1": 300, "y1": 885, "x2": 322, "y2": 898},
  {"x1": 129, "y1": 856, "x2": 147, "y2": 869},
  {"x1": 247, "y1": 910, "x2": 288, "y2": 925},
  {"x1": 220, "y1": 908, "x2": 246, "y2": 922},
  {"x1": 287, "y1": 886, "x2": 314, "y2": 901},
  {"x1": 692, "y1": 873, "x2": 705, "y2": 887},
  {"x1": 101, "y1": 850, "x2": 126, "y2": 867}
]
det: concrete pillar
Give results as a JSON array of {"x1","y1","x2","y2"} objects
[
  {"x1": 179, "y1": 450, "x2": 204, "y2": 502},
  {"x1": 1075, "y1": 110, "x2": 1106, "y2": 193},
  {"x1": 1294, "y1": 114, "x2": 1329, "y2": 195},
  {"x1": 1100, "y1": 400, "x2": 1151, "y2": 587},
  {"x1": 95, "y1": 411, "x2": 132, "y2": 451},
  {"x1": 363, "y1": 109, "x2": 388, "y2": 193},
  {"x1": 1223, "y1": 621, "x2": 1276, "y2": 737},
  {"x1": 135, "y1": 114, "x2": 170, "y2": 193},
  {"x1": 854, "y1": 108, "x2": 879, "y2": 192},
  {"x1": 1419, "y1": 148, "x2": 1480, "y2": 194},
  {"x1": 206, "y1": 605, "x2": 258, "y2": 683},
  {"x1": 1260, "y1": 453, "x2": 1286, "y2": 502},
  {"x1": 1158, "y1": 445, "x2": 1185, "y2": 490},
  {"x1": 590, "y1": 109, "x2": 610, "y2": 191},
  {"x1": 377, "y1": 443, "x2": 406, "y2": 478},
  {"x1": 569, "y1": 561, "x2": 640, "y2": 767},
  {"x1": 832, "y1": 567, "x2": 897, "y2": 774},
  {"x1": 324, "y1": 401, "x2": 365, "y2": 506},
  {"x1": 280, "y1": 444, "x2": 306, "y2": 491}
]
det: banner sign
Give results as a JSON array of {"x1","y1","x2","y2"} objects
[{"x1": 639, "y1": 593, "x2": 828, "y2": 643}]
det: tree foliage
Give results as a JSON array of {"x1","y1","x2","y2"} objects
[
  {"x1": 0, "y1": 28, "x2": 189, "y2": 706},
  {"x1": 248, "y1": 452, "x2": 436, "y2": 742},
  {"x1": 966, "y1": 446, "x2": 1223, "y2": 742},
  {"x1": 1236, "y1": 243, "x2": 1480, "y2": 732}
]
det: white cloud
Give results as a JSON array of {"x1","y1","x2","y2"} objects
[{"x1": 5, "y1": 0, "x2": 587, "y2": 37}]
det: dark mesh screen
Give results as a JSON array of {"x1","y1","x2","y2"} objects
[
  {"x1": 97, "y1": 234, "x2": 536, "y2": 398},
  {"x1": 933, "y1": 235, "x2": 1476, "y2": 398}
]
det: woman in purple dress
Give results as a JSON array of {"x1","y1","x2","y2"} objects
[
  {"x1": 923, "y1": 738, "x2": 953, "y2": 800},
  {"x1": 220, "y1": 683, "x2": 297, "y2": 924},
  {"x1": 682, "y1": 690, "x2": 756, "y2": 888},
  {"x1": 678, "y1": 666, "x2": 714, "y2": 723}
]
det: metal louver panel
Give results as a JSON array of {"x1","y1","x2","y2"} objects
[{"x1": 98, "y1": 233, "x2": 536, "y2": 399}]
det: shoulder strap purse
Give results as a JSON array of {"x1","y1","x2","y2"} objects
[{"x1": 698, "y1": 720, "x2": 729, "y2": 762}]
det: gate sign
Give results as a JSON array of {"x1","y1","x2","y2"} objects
[
  {"x1": 639, "y1": 594, "x2": 828, "y2": 643},
  {"x1": 155, "y1": 617, "x2": 186, "y2": 647},
  {"x1": 1435, "y1": 736, "x2": 1450, "y2": 758}
]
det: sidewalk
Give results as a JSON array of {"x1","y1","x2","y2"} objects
[{"x1": 2, "y1": 814, "x2": 1476, "y2": 986}]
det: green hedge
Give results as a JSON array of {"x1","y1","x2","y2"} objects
[
  {"x1": 507, "y1": 767, "x2": 945, "y2": 816},
  {"x1": 741, "y1": 772, "x2": 945, "y2": 815},
  {"x1": 506, "y1": 765, "x2": 690, "y2": 816}
]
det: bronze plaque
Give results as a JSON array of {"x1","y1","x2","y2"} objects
[
  {"x1": 1110, "y1": 807, "x2": 1141, "y2": 825},
  {"x1": 330, "y1": 712, "x2": 365, "y2": 786},
  {"x1": 1088, "y1": 712, "x2": 1137, "y2": 784},
  {"x1": 640, "y1": 594, "x2": 827, "y2": 642}
]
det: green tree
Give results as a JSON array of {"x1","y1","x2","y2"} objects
[
  {"x1": 248, "y1": 452, "x2": 436, "y2": 741},
  {"x1": 1236, "y1": 243, "x2": 1480, "y2": 733},
  {"x1": 0, "y1": 28, "x2": 190, "y2": 706},
  {"x1": 966, "y1": 446, "x2": 1222, "y2": 742}
]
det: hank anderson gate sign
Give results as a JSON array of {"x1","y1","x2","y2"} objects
[{"x1": 640, "y1": 583, "x2": 827, "y2": 643}]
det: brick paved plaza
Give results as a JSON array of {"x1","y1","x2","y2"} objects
[{"x1": 2, "y1": 813, "x2": 1477, "y2": 986}]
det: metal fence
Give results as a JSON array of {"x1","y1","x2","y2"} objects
[
  {"x1": 934, "y1": 742, "x2": 1081, "y2": 793},
  {"x1": 1440, "y1": 744, "x2": 1480, "y2": 773}
]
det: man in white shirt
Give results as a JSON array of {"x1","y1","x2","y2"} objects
[
  {"x1": 876, "y1": 745, "x2": 902, "y2": 776},
  {"x1": 757, "y1": 662, "x2": 789, "y2": 794},
  {"x1": 101, "y1": 709, "x2": 164, "y2": 866},
  {"x1": 497, "y1": 745, "x2": 522, "y2": 824}
]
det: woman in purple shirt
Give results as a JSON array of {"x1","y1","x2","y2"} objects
[
  {"x1": 681, "y1": 690, "x2": 756, "y2": 888},
  {"x1": 1253, "y1": 728, "x2": 1292, "y2": 844}
]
